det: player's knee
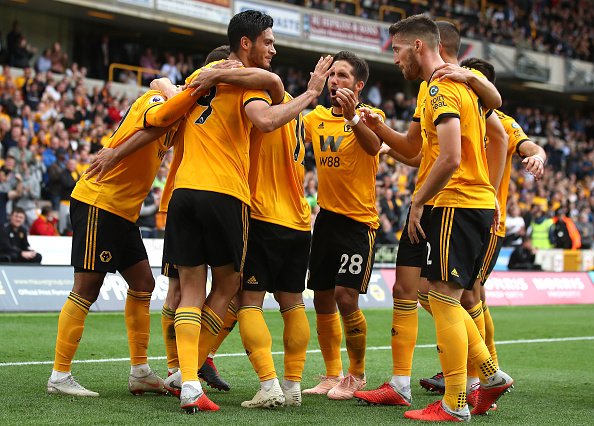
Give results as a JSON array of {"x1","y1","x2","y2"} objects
[
  {"x1": 460, "y1": 289, "x2": 477, "y2": 310},
  {"x1": 392, "y1": 281, "x2": 417, "y2": 300},
  {"x1": 335, "y1": 287, "x2": 359, "y2": 316}
]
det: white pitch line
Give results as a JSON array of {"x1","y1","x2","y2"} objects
[{"x1": 2, "y1": 336, "x2": 593, "y2": 368}]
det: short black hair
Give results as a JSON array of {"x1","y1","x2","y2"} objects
[
  {"x1": 11, "y1": 207, "x2": 26, "y2": 216},
  {"x1": 228, "y1": 10, "x2": 273, "y2": 53},
  {"x1": 436, "y1": 20, "x2": 460, "y2": 58},
  {"x1": 460, "y1": 57, "x2": 496, "y2": 83},
  {"x1": 204, "y1": 45, "x2": 230, "y2": 65},
  {"x1": 389, "y1": 14, "x2": 440, "y2": 50},
  {"x1": 333, "y1": 51, "x2": 370, "y2": 85}
]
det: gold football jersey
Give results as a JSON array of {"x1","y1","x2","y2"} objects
[
  {"x1": 172, "y1": 65, "x2": 271, "y2": 205},
  {"x1": 304, "y1": 104, "x2": 385, "y2": 229},
  {"x1": 249, "y1": 92, "x2": 310, "y2": 231},
  {"x1": 423, "y1": 79, "x2": 495, "y2": 208},
  {"x1": 72, "y1": 90, "x2": 178, "y2": 222}
]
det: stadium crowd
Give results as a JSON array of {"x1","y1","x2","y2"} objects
[
  {"x1": 1, "y1": 9, "x2": 594, "y2": 254},
  {"x1": 280, "y1": 0, "x2": 594, "y2": 62}
]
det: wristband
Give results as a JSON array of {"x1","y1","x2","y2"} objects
[
  {"x1": 345, "y1": 114, "x2": 360, "y2": 127},
  {"x1": 532, "y1": 154, "x2": 545, "y2": 164}
]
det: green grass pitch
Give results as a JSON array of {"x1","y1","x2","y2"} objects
[{"x1": 1, "y1": 305, "x2": 593, "y2": 425}]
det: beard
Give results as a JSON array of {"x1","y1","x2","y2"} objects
[
  {"x1": 248, "y1": 48, "x2": 271, "y2": 71},
  {"x1": 400, "y1": 52, "x2": 421, "y2": 81}
]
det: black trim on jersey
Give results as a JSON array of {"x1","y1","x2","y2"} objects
[
  {"x1": 428, "y1": 69, "x2": 438, "y2": 82},
  {"x1": 434, "y1": 112, "x2": 460, "y2": 126},
  {"x1": 244, "y1": 97, "x2": 271, "y2": 107},
  {"x1": 143, "y1": 103, "x2": 162, "y2": 128},
  {"x1": 485, "y1": 109, "x2": 494, "y2": 119},
  {"x1": 412, "y1": 117, "x2": 421, "y2": 122},
  {"x1": 515, "y1": 139, "x2": 532, "y2": 158},
  {"x1": 331, "y1": 110, "x2": 343, "y2": 118}
]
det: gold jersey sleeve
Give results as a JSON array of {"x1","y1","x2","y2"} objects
[
  {"x1": 412, "y1": 81, "x2": 438, "y2": 206},
  {"x1": 249, "y1": 92, "x2": 311, "y2": 231},
  {"x1": 71, "y1": 90, "x2": 178, "y2": 222},
  {"x1": 492, "y1": 109, "x2": 531, "y2": 236},
  {"x1": 159, "y1": 120, "x2": 186, "y2": 213},
  {"x1": 173, "y1": 66, "x2": 272, "y2": 205},
  {"x1": 304, "y1": 104, "x2": 384, "y2": 229},
  {"x1": 412, "y1": 80, "x2": 427, "y2": 122},
  {"x1": 424, "y1": 80, "x2": 495, "y2": 209}
]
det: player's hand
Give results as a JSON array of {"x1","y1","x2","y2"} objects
[
  {"x1": 359, "y1": 107, "x2": 382, "y2": 131},
  {"x1": 335, "y1": 88, "x2": 357, "y2": 120},
  {"x1": 432, "y1": 63, "x2": 473, "y2": 83},
  {"x1": 85, "y1": 147, "x2": 119, "y2": 182},
  {"x1": 21, "y1": 250, "x2": 36, "y2": 260},
  {"x1": 187, "y1": 67, "x2": 222, "y2": 96},
  {"x1": 522, "y1": 155, "x2": 545, "y2": 180},
  {"x1": 492, "y1": 197, "x2": 501, "y2": 234},
  {"x1": 379, "y1": 143, "x2": 391, "y2": 156},
  {"x1": 307, "y1": 55, "x2": 334, "y2": 96},
  {"x1": 408, "y1": 201, "x2": 426, "y2": 244}
]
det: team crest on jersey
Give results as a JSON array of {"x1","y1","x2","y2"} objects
[
  {"x1": 150, "y1": 95, "x2": 164, "y2": 104},
  {"x1": 429, "y1": 86, "x2": 439, "y2": 96},
  {"x1": 100, "y1": 251, "x2": 113, "y2": 263}
]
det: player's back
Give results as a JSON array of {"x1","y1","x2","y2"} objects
[
  {"x1": 249, "y1": 92, "x2": 310, "y2": 231},
  {"x1": 173, "y1": 69, "x2": 269, "y2": 206},
  {"x1": 71, "y1": 90, "x2": 176, "y2": 222}
]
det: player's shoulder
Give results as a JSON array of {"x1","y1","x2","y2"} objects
[
  {"x1": 357, "y1": 102, "x2": 385, "y2": 118},
  {"x1": 306, "y1": 105, "x2": 331, "y2": 119}
]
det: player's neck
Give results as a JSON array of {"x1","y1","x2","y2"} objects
[
  {"x1": 421, "y1": 54, "x2": 445, "y2": 83},
  {"x1": 229, "y1": 52, "x2": 250, "y2": 68}
]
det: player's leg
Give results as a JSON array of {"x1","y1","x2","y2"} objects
[
  {"x1": 328, "y1": 217, "x2": 375, "y2": 401},
  {"x1": 303, "y1": 210, "x2": 343, "y2": 395}
]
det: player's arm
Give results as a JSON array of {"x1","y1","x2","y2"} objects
[
  {"x1": 408, "y1": 117, "x2": 461, "y2": 243},
  {"x1": 244, "y1": 56, "x2": 333, "y2": 133},
  {"x1": 144, "y1": 87, "x2": 206, "y2": 128},
  {"x1": 486, "y1": 112, "x2": 507, "y2": 192},
  {"x1": 335, "y1": 88, "x2": 381, "y2": 155},
  {"x1": 518, "y1": 140, "x2": 546, "y2": 180},
  {"x1": 187, "y1": 66, "x2": 285, "y2": 105},
  {"x1": 150, "y1": 77, "x2": 178, "y2": 100},
  {"x1": 85, "y1": 126, "x2": 169, "y2": 181},
  {"x1": 432, "y1": 63, "x2": 502, "y2": 109},
  {"x1": 383, "y1": 146, "x2": 422, "y2": 168},
  {"x1": 360, "y1": 109, "x2": 422, "y2": 158}
]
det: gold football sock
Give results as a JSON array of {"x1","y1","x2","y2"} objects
[
  {"x1": 463, "y1": 309, "x2": 496, "y2": 382},
  {"x1": 210, "y1": 301, "x2": 238, "y2": 355},
  {"x1": 417, "y1": 291, "x2": 432, "y2": 315},
  {"x1": 465, "y1": 301, "x2": 485, "y2": 378},
  {"x1": 482, "y1": 302, "x2": 499, "y2": 368},
  {"x1": 392, "y1": 298, "x2": 418, "y2": 376},
  {"x1": 316, "y1": 312, "x2": 343, "y2": 377},
  {"x1": 428, "y1": 291, "x2": 467, "y2": 411},
  {"x1": 197, "y1": 304, "x2": 223, "y2": 369},
  {"x1": 53, "y1": 292, "x2": 92, "y2": 372},
  {"x1": 238, "y1": 306, "x2": 276, "y2": 381},
  {"x1": 281, "y1": 303, "x2": 310, "y2": 382},
  {"x1": 161, "y1": 304, "x2": 178, "y2": 369},
  {"x1": 174, "y1": 307, "x2": 201, "y2": 382},
  {"x1": 343, "y1": 309, "x2": 367, "y2": 377},
  {"x1": 125, "y1": 289, "x2": 152, "y2": 366}
]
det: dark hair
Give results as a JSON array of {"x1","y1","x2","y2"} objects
[
  {"x1": 11, "y1": 207, "x2": 26, "y2": 216},
  {"x1": 436, "y1": 20, "x2": 460, "y2": 58},
  {"x1": 228, "y1": 10, "x2": 273, "y2": 53},
  {"x1": 41, "y1": 206, "x2": 51, "y2": 216},
  {"x1": 333, "y1": 51, "x2": 370, "y2": 85},
  {"x1": 389, "y1": 14, "x2": 439, "y2": 50},
  {"x1": 460, "y1": 57, "x2": 496, "y2": 83},
  {"x1": 204, "y1": 45, "x2": 231, "y2": 65}
]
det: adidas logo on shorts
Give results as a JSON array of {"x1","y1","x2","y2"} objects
[
  {"x1": 451, "y1": 268, "x2": 459, "y2": 278},
  {"x1": 246, "y1": 276, "x2": 259, "y2": 285}
]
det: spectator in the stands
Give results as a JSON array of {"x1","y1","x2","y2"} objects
[
  {"x1": 49, "y1": 42, "x2": 68, "y2": 74},
  {"x1": 576, "y1": 209, "x2": 594, "y2": 249},
  {"x1": 5, "y1": 21, "x2": 22, "y2": 66},
  {"x1": 0, "y1": 166, "x2": 22, "y2": 227},
  {"x1": 508, "y1": 236, "x2": 542, "y2": 271},
  {"x1": 551, "y1": 207, "x2": 581, "y2": 250},
  {"x1": 160, "y1": 54, "x2": 182, "y2": 85},
  {"x1": 9, "y1": 36, "x2": 35, "y2": 68},
  {"x1": 139, "y1": 47, "x2": 159, "y2": 86},
  {"x1": 504, "y1": 204, "x2": 526, "y2": 247},
  {"x1": 35, "y1": 48, "x2": 52, "y2": 73},
  {"x1": 29, "y1": 206, "x2": 59, "y2": 236},
  {"x1": 0, "y1": 207, "x2": 42, "y2": 263}
]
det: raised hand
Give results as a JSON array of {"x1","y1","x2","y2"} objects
[{"x1": 307, "y1": 55, "x2": 334, "y2": 96}]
